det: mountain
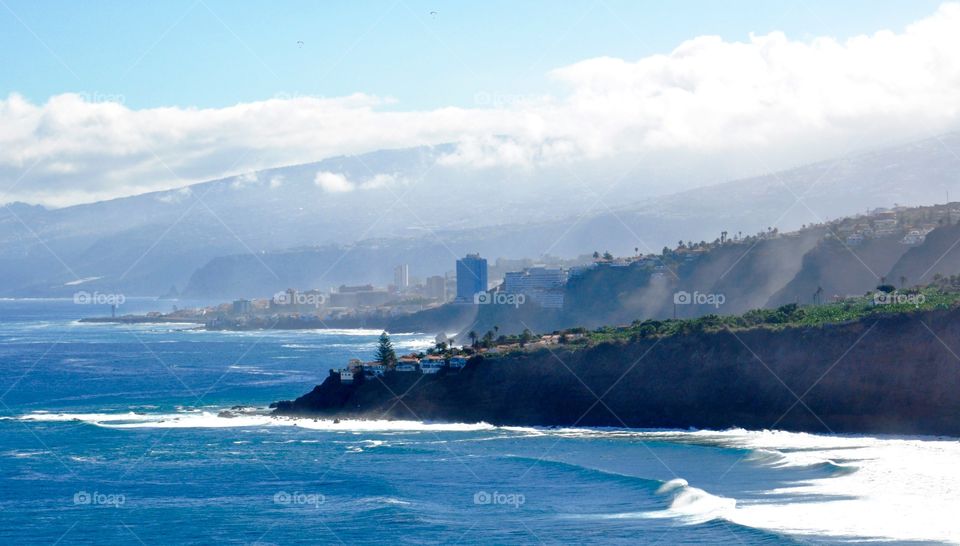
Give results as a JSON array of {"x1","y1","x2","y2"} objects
[
  {"x1": 2, "y1": 132, "x2": 960, "y2": 297},
  {"x1": 181, "y1": 132, "x2": 960, "y2": 300}
]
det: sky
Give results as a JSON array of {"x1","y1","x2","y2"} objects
[{"x1": 1, "y1": 0, "x2": 958, "y2": 206}]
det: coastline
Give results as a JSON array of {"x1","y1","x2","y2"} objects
[{"x1": 274, "y1": 306, "x2": 960, "y2": 436}]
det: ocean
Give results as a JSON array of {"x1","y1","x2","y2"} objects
[{"x1": 1, "y1": 299, "x2": 958, "y2": 544}]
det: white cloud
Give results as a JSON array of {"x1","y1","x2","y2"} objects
[
  {"x1": 3, "y1": 3, "x2": 960, "y2": 207},
  {"x1": 358, "y1": 173, "x2": 397, "y2": 190},
  {"x1": 314, "y1": 171, "x2": 354, "y2": 193},
  {"x1": 155, "y1": 187, "x2": 193, "y2": 204},
  {"x1": 313, "y1": 171, "x2": 400, "y2": 193},
  {"x1": 230, "y1": 172, "x2": 259, "y2": 189}
]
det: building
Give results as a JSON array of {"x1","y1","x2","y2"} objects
[
  {"x1": 329, "y1": 285, "x2": 392, "y2": 308},
  {"x1": 503, "y1": 266, "x2": 568, "y2": 309},
  {"x1": 426, "y1": 275, "x2": 446, "y2": 301},
  {"x1": 362, "y1": 363, "x2": 386, "y2": 378},
  {"x1": 339, "y1": 369, "x2": 355, "y2": 384},
  {"x1": 231, "y1": 299, "x2": 253, "y2": 315},
  {"x1": 395, "y1": 356, "x2": 419, "y2": 372},
  {"x1": 448, "y1": 356, "x2": 468, "y2": 369},
  {"x1": 875, "y1": 218, "x2": 898, "y2": 230},
  {"x1": 393, "y1": 264, "x2": 410, "y2": 292},
  {"x1": 271, "y1": 288, "x2": 298, "y2": 307},
  {"x1": 419, "y1": 356, "x2": 445, "y2": 374},
  {"x1": 456, "y1": 254, "x2": 488, "y2": 302},
  {"x1": 902, "y1": 230, "x2": 927, "y2": 245}
]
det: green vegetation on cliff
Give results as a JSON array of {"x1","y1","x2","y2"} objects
[{"x1": 572, "y1": 286, "x2": 960, "y2": 344}]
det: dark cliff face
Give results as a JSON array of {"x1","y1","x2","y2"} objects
[
  {"x1": 276, "y1": 308, "x2": 960, "y2": 436},
  {"x1": 767, "y1": 237, "x2": 910, "y2": 307},
  {"x1": 888, "y1": 222, "x2": 960, "y2": 287}
]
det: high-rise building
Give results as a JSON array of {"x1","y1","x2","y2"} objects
[
  {"x1": 503, "y1": 266, "x2": 568, "y2": 309},
  {"x1": 393, "y1": 264, "x2": 410, "y2": 291},
  {"x1": 426, "y1": 275, "x2": 446, "y2": 301},
  {"x1": 456, "y1": 253, "x2": 488, "y2": 302}
]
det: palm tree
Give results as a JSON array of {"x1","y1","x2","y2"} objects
[
  {"x1": 899, "y1": 275, "x2": 907, "y2": 289},
  {"x1": 468, "y1": 330, "x2": 478, "y2": 348}
]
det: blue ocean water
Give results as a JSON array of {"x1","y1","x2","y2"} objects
[{"x1": 1, "y1": 300, "x2": 957, "y2": 544}]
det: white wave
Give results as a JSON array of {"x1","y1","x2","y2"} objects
[
  {"x1": 583, "y1": 428, "x2": 960, "y2": 544},
  {"x1": 695, "y1": 429, "x2": 960, "y2": 544},
  {"x1": 641, "y1": 478, "x2": 737, "y2": 524},
  {"x1": 16, "y1": 410, "x2": 495, "y2": 432},
  {"x1": 571, "y1": 477, "x2": 735, "y2": 525},
  {"x1": 499, "y1": 426, "x2": 960, "y2": 543},
  {"x1": 2, "y1": 449, "x2": 51, "y2": 458}
]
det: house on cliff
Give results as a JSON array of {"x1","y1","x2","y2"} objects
[
  {"x1": 395, "y1": 356, "x2": 419, "y2": 372},
  {"x1": 420, "y1": 356, "x2": 445, "y2": 374}
]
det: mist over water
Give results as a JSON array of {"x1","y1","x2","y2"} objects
[{"x1": 1, "y1": 300, "x2": 957, "y2": 544}]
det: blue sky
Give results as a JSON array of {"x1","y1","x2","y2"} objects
[
  {"x1": 0, "y1": 0, "x2": 945, "y2": 109},
  {"x1": 3, "y1": 1, "x2": 959, "y2": 207}
]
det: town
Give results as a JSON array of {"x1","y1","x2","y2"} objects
[{"x1": 90, "y1": 202, "x2": 960, "y2": 331}]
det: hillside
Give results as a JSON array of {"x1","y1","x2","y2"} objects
[
  {"x1": 393, "y1": 203, "x2": 960, "y2": 338},
  {"x1": 4, "y1": 132, "x2": 960, "y2": 297},
  {"x1": 767, "y1": 237, "x2": 910, "y2": 306}
]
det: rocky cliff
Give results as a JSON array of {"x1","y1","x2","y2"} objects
[{"x1": 275, "y1": 307, "x2": 960, "y2": 435}]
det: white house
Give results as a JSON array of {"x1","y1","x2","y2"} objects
[
  {"x1": 448, "y1": 356, "x2": 468, "y2": 369},
  {"x1": 901, "y1": 230, "x2": 926, "y2": 245},
  {"x1": 339, "y1": 369, "x2": 354, "y2": 384},
  {"x1": 362, "y1": 363, "x2": 386, "y2": 378},
  {"x1": 419, "y1": 356, "x2": 445, "y2": 374}
]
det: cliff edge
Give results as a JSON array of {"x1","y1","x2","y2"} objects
[{"x1": 274, "y1": 307, "x2": 960, "y2": 435}]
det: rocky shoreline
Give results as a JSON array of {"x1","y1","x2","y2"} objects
[{"x1": 274, "y1": 307, "x2": 960, "y2": 436}]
